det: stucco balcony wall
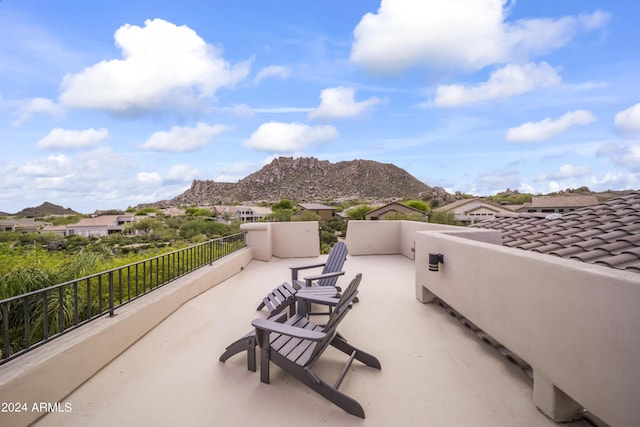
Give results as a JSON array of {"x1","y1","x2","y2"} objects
[
  {"x1": 0, "y1": 248, "x2": 253, "y2": 427},
  {"x1": 345, "y1": 220, "x2": 459, "y2": 258},
  {"x1": 415, "y1": 229, "x2": 640, "y2": 427},
  {"x1": 241, "y1": 221, "x2": 320, "y2": 260}
]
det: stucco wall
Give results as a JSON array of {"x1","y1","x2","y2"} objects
[
  {"x1": 415, "y1": 229, "x2": 640, "y2": 427},
  {"x1": 346, "y1": 220, "x2": 463, "y2": 258},
  {"x1": 0, "y1": 248, "x2": 253, "y2": 427},
  {"x1": 241, "y1": 221, "x2": 320, "y2": 260}
]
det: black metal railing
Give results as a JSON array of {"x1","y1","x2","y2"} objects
[{"x1": 0, "y1": 233, "x2": 245, "y2": 365}]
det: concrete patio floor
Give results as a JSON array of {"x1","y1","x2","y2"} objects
[{"x1": 34, "y1": 254, "x2": 591, "y2": 427}]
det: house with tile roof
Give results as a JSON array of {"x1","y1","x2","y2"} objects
[
  {"x1": 472, "y1": 191, "x2": 640, "y2": 273},
  {"x1": 435, "y1": 198, "x2": 516, "y2": 225},
  {"x1": 235, "y1": 206, "x2": 272, "y2": 222},
  {"x1": 294, "y1": 203, "x2": 336, "y2": 220},
  {"x1": 66, "y1": 215, "x2": 136, "y2": 237},
  {"x1": 0, "y1": 218, "x2": 44, "y2": 233},
  {"x1": 517, "y1": 194, "x2": 599, "y2": 214},
  {"x1": 364, "y1": 201, "x2": 428, "y2": 220}
]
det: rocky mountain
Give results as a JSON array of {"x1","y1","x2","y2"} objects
[
  {"x1": 14, "y1": 202, "x2": 79, "y2": 217},
  {"x1": 165, "y1": 157, "x2": 455, "y2": 206}
]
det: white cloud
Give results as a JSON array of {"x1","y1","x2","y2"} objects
[
  {"x1": 433, "y1": 62, "x2": 561, "y2": 107},
  {"x1": 165, "y1": 163, "x2": 204, "y2": 183},
  {"x1": 254, "y1": 65, "x2": 291, "y2": 84},
  {"x1": 19, "y1": 154, "x2": 72, "y2": 177},
  {"x1": 350, "y1": 0, "x2": 609, "y2": 74},
  {"x1": 142, "y1": 122, "x2": 230, "y2": 152},
  {"x1": 136, "y1": 172, "x2": 162, "y2": 185},
  {"x1": 614, "y1": 103, "x2": 640, "y2": 135},
  {"x1": 309, "y1": 87, "x2": 381, "y2": 120},
  {"x1": 244, "y1": 122, "x2": 338, "y2": 152},
  {"x1": 609, "y1": 144, "x2": 640, "y2": 171},
  {"x1": 13, "y1": 98, "x2": 65, "y2": 125},
  {"x1": 36, "y1": 127, "x2": 109, "y2": 149},
  {"x1": 506, "y1": 110, "x2": 596, "y2": 142},
  {"x1": 59, "y1": 19, "x2": 251, "y2": 116},
  {"x1": 535, "y1": 164, "x2": 590, "y2": 181}
]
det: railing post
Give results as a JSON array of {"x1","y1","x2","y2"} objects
[
  {"x1": 2, "y1": 304, "x2": 9, "y2": 360},
  {"x1": 209, "y1": 240, "x2": 213, "y2": 265},
  {"x1": 109, "y1": 271, "x2": 115, "y2": 317}
]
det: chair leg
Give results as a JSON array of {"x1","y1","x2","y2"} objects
[
  {"x1": 296, "y1": 367, "x2": 365, "y2": 418},
  {"x1": 256, "y1": 329, "x2": 270, "y2": 384},
  {"x1": 330, "y1": 334, "x2": 381, "y2": 370},
  {"x1": 219, "y1": 333, "x2": 257, "y2": 372}
]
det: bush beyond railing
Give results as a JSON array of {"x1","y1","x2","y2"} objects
[{"x1": 0, "y1": 233, "x2": 245, "y2": 365}]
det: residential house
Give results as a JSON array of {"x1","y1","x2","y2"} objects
[
  {"x1": 66, "y1": 215, "x2": 136, "y2": 237},
  {"x1": 40, "y1": 224, "x2": 69, "y2": 237},
  {"x1": 0, "y1": 218, "x2": 45, "y2": 233},
  {"x1": 294, "y1": 203, "x2": 336, "y2": 220},
  {"x1": 517, "y1": 194, "x2": 599, "y2": 214},
  {"x1": 235, "y1": 206, "x2": 272, "y2": 223},
  {"x1": 436, "y1": 198, "x2": 516, "y2": 225},
  {"x1": 364, "y1": 201, "x2": 428, "y2": 220}
]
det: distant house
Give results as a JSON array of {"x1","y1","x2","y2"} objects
[
  {"x1": 294, "y1": 203, "x2": 336, "y2": 220},
  {"x1": 364, "y1": 202, "x2": 428, "y2": 220},
  {"x1": 236, "y1": 206, "x2": 272, "y2": 223},
  {"x1": 66, "y1": 215, "x2": 136, "y2": 238},
  {"x1": 40, "y1": 224, "x2": 69, "y2": 237},
  {"x1": 436, "y1": 198, "x2": 516, "y2": 225},
  {"x1": 517, "y1": 195, "x2": 599, "y2": 214},
  {"x1": 0, "y1": 218, "x2": 44, "y2": 233}
]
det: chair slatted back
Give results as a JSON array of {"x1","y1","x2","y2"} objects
[
  {"x1": 304, "y1": 273, "x2": 361, "y2": 366},
  {"x1": 317, "y1": 242, "x2": 348, "y2": 287}
]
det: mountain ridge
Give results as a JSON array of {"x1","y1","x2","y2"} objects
[{"x1": 164, "y1": 156, "x2": 453, "y2": 206}]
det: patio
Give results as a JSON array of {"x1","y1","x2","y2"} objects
[{"x1": 32, "y1": 254, "x2": 586, "y2": 427}]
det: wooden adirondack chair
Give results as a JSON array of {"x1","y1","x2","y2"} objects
[
  {"x1": 256, "y1": 241, "x2": 348, "y2": 316},
  {"x1": 290, "y1": 241, "x2": 348, "y2": 290},
  {"x1": 220, "y1": 276, "x2": 343, "y2": 372},
  {"x1": 252, "y1": 273, "x2": 381, "y2": 418}
]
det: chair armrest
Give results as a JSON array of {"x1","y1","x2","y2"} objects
[
  {"x1": 252, "y1": 319, "x2": 326, "y2": 341},
  {"x1": 295, "y1": 294, "x2": 340, "y2": 306},
  {"x1": 289, "y1": 262, "x2": 327, "y2": 281},
  {"x1": 303, "y1": 270, "x2": 345, "y2": 286}
]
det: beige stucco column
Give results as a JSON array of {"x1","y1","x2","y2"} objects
[{"x1": 533, "y1": 371, "x2": 582, "y2": 421}]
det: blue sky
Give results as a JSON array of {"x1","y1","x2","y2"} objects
[{"x1": 1, "y1": 0, "x2": 640, "y2": 213}]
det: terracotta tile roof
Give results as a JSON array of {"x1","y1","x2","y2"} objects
[
  {"x1": 529, "y1": 194, "x2": 600, "y2": 208},
  {"x1": 473, "y1": 191, "x2": 640, "y2": 274}
]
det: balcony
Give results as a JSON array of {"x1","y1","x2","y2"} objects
[{"x1": 1, "y1": 221, "x2": 638, "y2": 427}]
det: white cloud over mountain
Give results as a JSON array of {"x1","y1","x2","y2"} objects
[
  {"x1": 142, "y1": 123, "x2": 230, "y2": 152},
  {"x1": 244, "y1": 122, "x2": 338, "y2": 152},
  {"x1": 309, "y1": 87, "x2": 381, "y2": 120}
]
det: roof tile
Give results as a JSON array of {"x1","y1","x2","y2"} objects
[{"x1": 473, "y1": 191, "x2": 640, "y2": 274}]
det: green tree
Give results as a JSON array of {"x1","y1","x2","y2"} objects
[
  {"x1": 403, "y1": 200, "x2": 430, "y2": 213},
  {"x1": 185, "y1": 207, "x2": 212, "y2": 217},
  {"x1": 272, "y1": 199, "x2": 294, "y2": 210},
  {"x1": 129, "y1": 217, "x2": 164, "y2": 234},
  {"x1": 179, "y1": 219, "x2": 232, "y2": 240},
  {"x1": 292, "y1": 211, "x2": 321, "y2": 222},
  {"x1": 346, "y1": 205, "x2": 373, "y2": 220}
]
